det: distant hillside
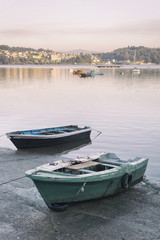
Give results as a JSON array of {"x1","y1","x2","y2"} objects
[
  {"x1": 0, "y1": 45, "x2": 160, "y2": 64},
  {"x1": 95, "y1": 46, "x2": 160, "y2": 64},
  {"x1": 0, "y1": 45, "x2": 55, "y2": 53},
  {"x1": 0, "y1": 45, "x2": 35, "y2": 52},
  {"x1": 0, "y1": 45, "x2": 96, "y2": 54},
  {"x1": 62, "y1": 49, "x2": 98, "y2": 54}
]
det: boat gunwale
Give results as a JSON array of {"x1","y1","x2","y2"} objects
[
  {"x1": 25, "y1": 158, "x2": 148, "y2": 182},
  {"x1": 25, "y1": 167, "x2": 120, "y2": 182},
  {"x1": 6, "y1": 127, "x2": 91, "y2": 139}
]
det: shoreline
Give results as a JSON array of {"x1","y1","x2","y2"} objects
[{"x1": 0, "y1": 63, "x2": 160, "y2": 69}]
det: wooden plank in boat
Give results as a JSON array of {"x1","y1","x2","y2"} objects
[
  {"x1": 67, "y1": 161, "x2": 99, "y2": 170},
  {"x1": 37, "y1": 162, "x2": 69, "y2": 171}
]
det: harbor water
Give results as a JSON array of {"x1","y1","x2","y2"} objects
[{"x1": 0, "y1": 65, "x2": 160, "y2": 179}]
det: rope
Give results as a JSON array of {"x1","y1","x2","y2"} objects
[
  {"x1": 0, "y1": 134, "x2": 6, "y2": 138},
  {"x1": 0, "y1": 176, "x2": 25, "y2": 186},
  {"x1": 70, "y1": 182, "x2": 87, "y2": 204},
  {"x1": 91, "y1": 128, "x2": 102, "y2": 141}
]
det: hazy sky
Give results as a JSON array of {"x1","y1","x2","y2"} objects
[{"x1": 0, "y1": 0, "x2": 160, "y2": 52}]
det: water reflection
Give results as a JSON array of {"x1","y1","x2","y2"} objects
[
  {"x1": 20, "y1": 138, "x2": 91, "y2": 156},
  {"x1": 0, "y1": 66, "x2": 160, "y2": 179},
  {"x1": 0, "y1": 67, "x2": 52, "y2": 80},
  {"x1": 0, "y1": 66, "x2": 160, "y2": 87}
]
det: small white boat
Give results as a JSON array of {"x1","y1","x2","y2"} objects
[{"x1": 132, "y1": 68, "x2": 140, "y2": 74}]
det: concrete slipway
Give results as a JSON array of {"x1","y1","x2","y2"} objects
[{"x1": 0, "y1": 148, "x2": 160, "y2": 240}]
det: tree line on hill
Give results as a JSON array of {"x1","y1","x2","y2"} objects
[
  {"x1": 0, "y1": 45, "x2": 160, "y2": 64},
  {"x1": 0, "y1": 45, "x2": 52, "y2": 52},
  {"x1": 96, "y1": 46, "x2": 160, "y2": 64}
]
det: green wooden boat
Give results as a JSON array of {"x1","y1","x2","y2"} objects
[{"x1": 25, "y1": 152, "x2": 148, "y2": 211}]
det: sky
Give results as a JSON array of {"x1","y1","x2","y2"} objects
[{"x1": 0, "y1": 0, "x2": 160, "y2": 52}]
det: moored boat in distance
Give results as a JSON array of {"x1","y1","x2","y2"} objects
[
  {"x1": 78, "y1": 70, "x2": 104, "y2": 78},
  {"x1": 6, "y1": 125, "x2": 91, "y2": 149},
  {"x1": 132, "y1": 67, "x2": 141, "y2": 74},
  {"x1": 80, "y1": 72, "x2": 91, "y2": 78},
  {"x1": 88, "y1": 70, "x2": 104, "y2": 77},
  {"x1": 73, "y1": 70, "x2": 84, "y2": 75},
  {"x1": 25, "y1": 152, "x2": 148, "y2": 211}
]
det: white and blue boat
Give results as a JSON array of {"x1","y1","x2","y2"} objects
[
  {"x1": 6, "y1": 125, "x2": 91, "y2": 149},
  {"x1": 89, "y1": 70, "x2": 104, "y2": 77},
  {"x1": 132, "y1": 67, "x2": 141, "y2": 74}
]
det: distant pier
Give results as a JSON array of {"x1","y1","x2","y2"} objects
[{"x1": 97, "y1": 65, "x2": 121, "y2": 68}]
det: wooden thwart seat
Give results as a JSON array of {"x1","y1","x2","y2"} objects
[{"x1": 67, "y1": 161, "x2": 99, "y2": 170}]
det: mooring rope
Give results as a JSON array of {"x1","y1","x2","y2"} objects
[
  {"x1": 91, "y1": 128, "x2": 102, "y2": 141},
  {"x1": 70, "y1": 182, "x2": 87, "y2": 205},
  {"x1": 0, "y1": 176, "x2": 25, "y2": 186},
  {"x1": 0, "y1": 134, "x2": 6, "y2": 138},
  {"x1": 0, "y1": 128, "x2": 101, "y2": 187}
]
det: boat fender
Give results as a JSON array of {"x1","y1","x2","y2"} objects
[
  {"x1": 47, "y1": 203, "x2": 68, "y2": 211},
  {"x1": 121, "y1": 173, "x2": 132, "y2": 189}
]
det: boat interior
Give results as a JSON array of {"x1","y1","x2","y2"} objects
[
  {"x1": 36, "y1": 153, "x2": 132, "y2": 176},
  {"x1": 11, "y1": 125, "x2": 89, "y2": 135},
  {"x1": 52, "y1": 155, "x2": 121, "y2": 175},
  {"x1": 54, "y1": 163, "x2": 114, "y2": 175}
]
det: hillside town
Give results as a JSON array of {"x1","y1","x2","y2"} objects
[
  {"x1": 0, "y1": 46, "x2": 101, "y2": 65},
  {"x1": 0, "y1": 45, "x2": 160, "y2": 65}
]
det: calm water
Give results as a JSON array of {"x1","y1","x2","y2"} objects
[{"x1": 0, "y1": 65, "x2": 160, "y2": 179}]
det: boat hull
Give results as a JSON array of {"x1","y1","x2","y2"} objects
[
  {"x1": 8, "y1": 130, "x2": 91, "y2": 149},
  {"x1": 27, "y1": 158, "x2": 148, "y2": 206}
]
